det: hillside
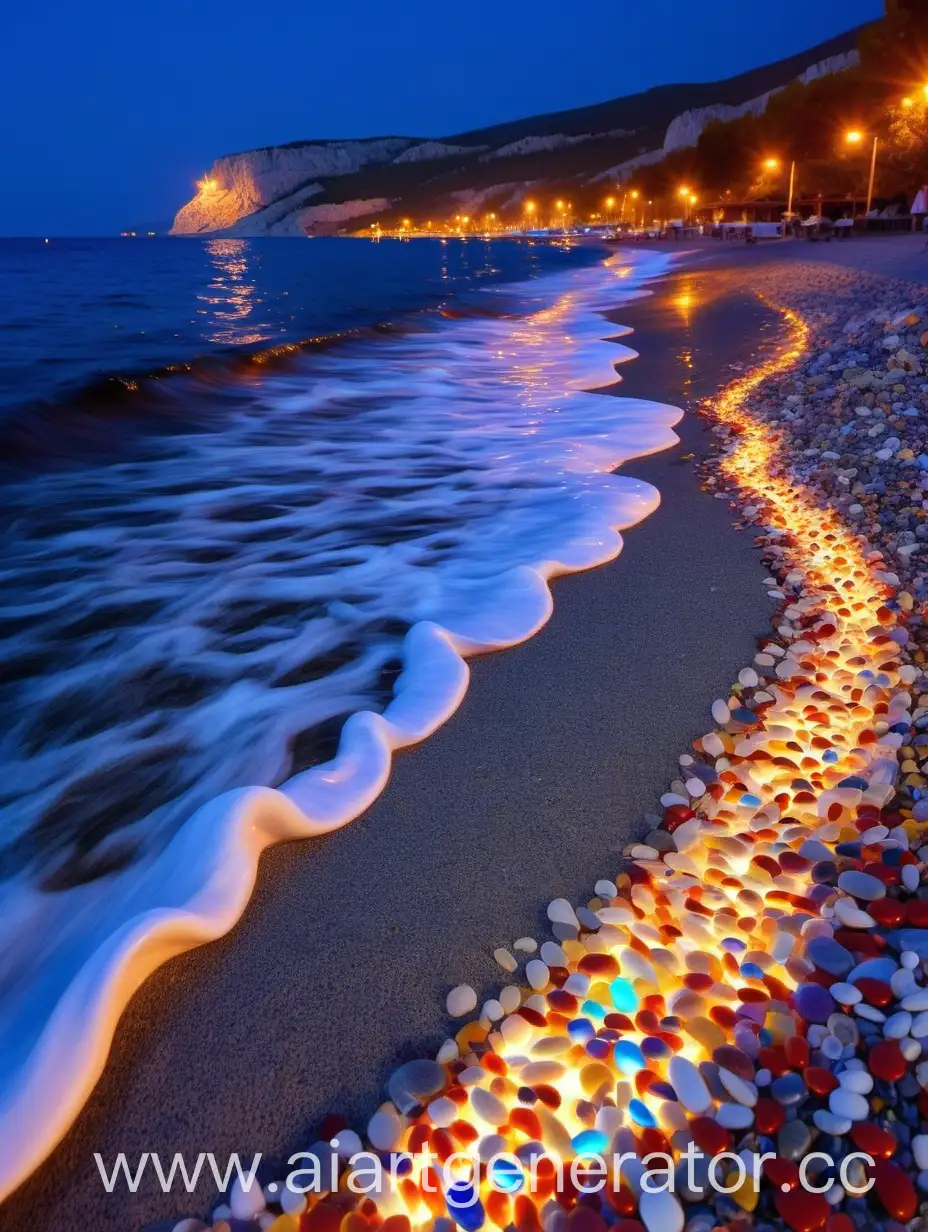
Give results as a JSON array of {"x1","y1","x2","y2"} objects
[{"x1": 171, "y1": 26, "x2": 865, "y2": 236}]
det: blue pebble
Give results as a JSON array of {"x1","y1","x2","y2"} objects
[
  {"x1": 794, "y1": 982, "x2": 835, "y2": 1024},
  {"x1": 609, "y1": 977, "x2": 638, "y2": 1013},
  {"x1": 771, "y1": 1072, "x2": 807, "y2": 1106},
  {"x1": 649, "y1": 1081, "x2": 677, "y2": 1101},
  {"x1": 628, "y1": 1098, "x2": 657, "y2": 1128},
  {"x1": 740, "y1": 793, "x2": 762, "y2": 807},
  {"x1": 806, "y1": 936, "x2": 854, "y2": 977},
  {"x1": 614, "y1": 1040, "x2": 645, "y2": 1074},
  {"x1": 822, "y1": 749, "x2": 839, "y2": 763},
  {"x1": 740, "y1": 962, "x2": 765, "y2": 979},
  {"x1": 580, "y1": 999, "x2": 606, "y2": 1020},
  {"x1": 446, "y1": 1181, "x2": 485, "y2": 1230},
  {"x1": 585, "y1": 1038, "x2": 611, "y2": 1060},
  {"x1": 572, "y1": 1129, "x2": 609, "y2": 1154},
  {"x1": 641, "y1": 1036, "x2": 672, "y2": 1060},
  {"x1": 722, "y1": 937, "x2": 747, "y2": 952},
  {"x1": 488, "y1": 1156, "x2": 523, "y2": 1193},
  {"x1": 567, "y1": 1018, "x2": 594, "y2": 1043}
]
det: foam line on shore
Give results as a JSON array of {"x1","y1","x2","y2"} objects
[{"x1": 0, "y1": 252, "x2": 681, "y2": 1203}]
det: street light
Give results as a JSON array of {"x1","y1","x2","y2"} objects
[
  {"x1": 845, "y1": 129, "x2": 878, "y2": 215},
  {"x1": 524, "y1": 200, "x2": 536, "y2": 232},
  {"x1": 764, "y1": 156, "x2": 797, "y2": 225},
  {"x1": 605, "y1": 195, "x2": 615, "y2": 222}
]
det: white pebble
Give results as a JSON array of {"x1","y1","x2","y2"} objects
[
  {"x1": 829, "y1": 1088, "x2": 869, "y2": 1121},
  {"x1": 640, "y1": 1190, "x2": 684, "y2": 1232},
  {"x1": 903, "y1": 865, "x2": 920, "y2": 893},
  {"x1": 436, "y1": 1039, "x2": 458, "y2": 1064},
  {"x1": 830, "y1": 982, "x2": 862, "y2": 1006},
  {"x1": 902, "y1": 949, "x2": 920, "y2": 969},
  {"x1": 547, "y1": 898, "x2": 579, "y2": 929},
  {"x1": 493, "y1": 947, "x2": 517, "y2": 973},
  {"x1": 711, "y1": 699, "x2": 730, "y2": 725},
  {"x1": 884, "y1": 1011, "x2": 913, "y2": 1039},
  {"x1": 912, "y1": 1011, "x2": 928, "y2": 1038},
  {"x1": 230, "y1": 1175, "x2": 265, "y2": 1220},
  {"x1": 368, "y1": 1105, "x2": 403, "y2": 1151},
  {"x1": 540, "y1": 941, "x2": 568, "y2": 967},
  {"x1": 481, "y1": 999, "x2": 504, "y2": 1022},
  {"x1": 526, "y1": 959, "x2": 549, "y2": 990},
  {"x1": 901, "y1": 1038, "x2": 923, "y2": 1061},
  {"x1": 669, "y1": 1056, "x2": 712, "y2": 1112},
  {"x1": 447, "y1": 985, "x2": 477, "y2": 1017},
  {"x1": 428, "y1": 1097, "x2": 457, "y2": 1128},
  {"x1": 471, "y1": 1086, "x2": 508, "y2": 1126},
  {"x1": 513, "y1": 937, "x2": 537, "y2": 953},
  {"x1": 838, "y1": 1069, "x2": 873, "y2": 1095},
  {"x1": 913, "y1": 1134, "x2": 928, "y2": 1171},
  {"x1": 594, "y1": 880, "x2": 617, "y2": 898},
  {"x1": 499, "y1": 985, "x2": 521, "y2": 1014}
]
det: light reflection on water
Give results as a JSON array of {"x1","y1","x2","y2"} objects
[{"x1": 197, "y1": 238, "x2": 275, "y2": 346}]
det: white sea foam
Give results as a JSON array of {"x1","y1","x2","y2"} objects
[{"x1": 0, "y1": 249, "x2": 681, "y2": 1198}]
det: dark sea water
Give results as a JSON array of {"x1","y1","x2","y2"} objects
[{"x1": 0, "y1": 236, "x2": 600, "y2": 415}]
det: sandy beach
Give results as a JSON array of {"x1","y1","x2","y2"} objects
[{"x1": 5, "y1": 235, "x2": 927, "y2": 1232}]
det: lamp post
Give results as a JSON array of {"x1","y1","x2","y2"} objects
[
  {"x1": 523, "y1": 200, "x2": 536, "y2": 233},
  {"x1": 845, "y1": 130, "x2": 878, "y2": 216},
  {"x1": 764, "y1": 157, "x2": 797, "y2": 231}
]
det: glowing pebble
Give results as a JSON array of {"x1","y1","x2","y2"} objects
[
  {"x1": 684, "y1": 1016, "x2": 725, "y2": 1052},
  {"x1": 609, "y1": 977, "x2": 638, "y2": 1013},
  {"x1": 614, "y1": 1040, "x2": 645, "y2": 1074},
  {"x1": 628, "y1": 1098, "x2": 657, "y2": 1129},
  {"x1": 471, "y1": 1087, "x2": 508, "y2": 1127},
  {"x1": 572, "y1": 1129, "x2": 609, "y2": 1154}
]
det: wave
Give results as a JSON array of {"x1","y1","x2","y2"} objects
[{"x1": 0, "y1": 248, "x2": 682, "y2": 1202}]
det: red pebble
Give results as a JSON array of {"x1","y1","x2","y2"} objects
[
  {"x1": 763, "y1": 1157, "x2": 800, "y2": 1191},
  {"x1": 826, "y1": 1216, "x2": 855, "y2": 1232},
  {"x1": 567, "y1": 1209, "x2": 607, "y2": 1232},
  {"x1": 855, "y1": 978, "x2": 893, "y2": 1007},
  {"x1": 301, "y1": 1204, "x2": 343, "y2": 1232},
  {"x1": 869, "y1": 1039, "x2": 907, "y2": 1082},
  {"x1": 754, "y1": 1097, "x2": 785, "y2": 1135},
  {"x1": 663, "y1": 804, "x2": 694, "y2": 832},
  {"x1": 907, "y1": 899, "x2": 928, "y2": 927},
  {"x1": 784, "y1": 1036, "x2": 809, "y2": 1068},
  {"x1": 833, "y1": 930, "x2": 884, "y2": 956},
  {"x1": 872, "y1": 1160, "x2": 917, "y2": 1221},
  {"x1": 850, "y1": 1122, "x2": 896, "y2": 1160},
  {"x1": 758, "y1": 1045, "x2": 790, "y2": 1077},
  {"x1": 689, "y1": 1115, "x2": 729, "y2": 1155},
  {"x1": 868, "y1": 899, "x2": 905, "y2": 927},
  {"x1": 805, "y1": 1067, "x2": 839, "y2": 1096},
  {"x1": 775, "y1": 1188, "x2": 830, "y2": 1232}
]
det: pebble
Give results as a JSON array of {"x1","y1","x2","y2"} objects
[{"x1": 446, "y1": 985, "x2": 477, "y2": 1017}]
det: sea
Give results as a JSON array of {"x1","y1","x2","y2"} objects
[{"x1": 0, "y1": 234, "x2": 681, "y2": 1192}]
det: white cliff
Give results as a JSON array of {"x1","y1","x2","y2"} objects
[{"x1": 171, "y1": 138, "x2": 412, "y2": 235}]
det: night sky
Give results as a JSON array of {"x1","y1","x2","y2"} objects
[{"x1": 2, "y1": 0, "x2": 883, "y2": 236}]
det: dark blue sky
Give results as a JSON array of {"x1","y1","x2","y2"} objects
[{"x1": 3, "y1": 0, "x2": 883, "y2": 235}]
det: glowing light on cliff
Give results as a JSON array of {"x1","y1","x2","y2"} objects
[{"x1": 197, "y1": 176, "x2": 219, "y2": 194}]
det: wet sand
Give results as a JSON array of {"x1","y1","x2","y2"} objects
[{"x1": 0, "y1": 263, "x2": 779, "y2": 1231}]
